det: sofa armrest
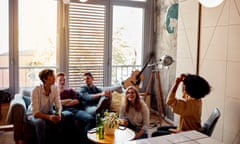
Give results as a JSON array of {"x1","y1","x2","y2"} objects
[
  {"x1": 96, "y1": 96, "x2": 111, "y2": 114},
  {"x1": 6, "y1": 93, "x2": 27, "y2": 141},
  {"x1": 6, "y1": 94, "x2": 27, "y2": 124},
  {"x1": 104, "y1": 85, "x2": 123, "y2": 93}
]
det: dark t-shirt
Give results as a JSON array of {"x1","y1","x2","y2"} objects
[
  {"x1": 60, "y1": 88, "x2": 78, "y2": 99},
  {"x1": 60, "y1": 88, "x2": 80, "y2": 109}
]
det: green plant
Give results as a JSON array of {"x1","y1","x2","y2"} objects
[{"x1": 104, "y1": 111, "x2": 120, "y2": 129}]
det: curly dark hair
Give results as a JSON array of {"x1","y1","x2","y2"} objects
[{"x1": 183, "y1": 74, "x2": 211, "y2": 99}]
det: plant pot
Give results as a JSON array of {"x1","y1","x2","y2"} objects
[{"x1": 104, "y1": 124, "x2": 116, "y2": 135}]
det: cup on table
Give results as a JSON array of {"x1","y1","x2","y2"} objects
[{"x1": 119, "y1": 118, "x2": 128, "y2": 126}]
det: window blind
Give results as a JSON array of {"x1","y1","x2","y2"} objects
[{"x1": 68, "y1": 2, "x2": 106, "y2": 89}]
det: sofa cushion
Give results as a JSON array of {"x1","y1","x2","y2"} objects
[
  {"x1": 21, "y1": 89, "x2": 32, "y2": 97},
  {"x1": 23, "y1": 96, "x2": 31, "y2": 109},
  {"x1": 109, "y1": 91, "x2": 123, "y2": 113}
]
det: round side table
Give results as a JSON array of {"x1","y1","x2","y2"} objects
[{"x1": 87, "y1": 126, "x2": 135, "y2": 144}]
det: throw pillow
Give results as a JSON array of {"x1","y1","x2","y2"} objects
[{"x1": 109, "y1": 91, "x2": 123, "y2": 113}]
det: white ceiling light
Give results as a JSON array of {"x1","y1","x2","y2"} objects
[
  {"x1": 79, "y1": 0, "x2": 88, "y2": 2},
  {"x1": 63, "y1": 0, "x2": 88, "y2": 4},
  {"x1": 198, "y1": 0, "x2": 224, "y2": 8}
]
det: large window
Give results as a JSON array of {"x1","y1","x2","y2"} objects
[
  {"x1": 112, "y1": 5, "x2": 144, "y2": 85},
  {"x1": 66, "y1": 2, "x2": 106, "y2": 88},
  {"x1": 0, "y1": 0, "x2": 9, "y2": 89},
  {"x1": 1, "y1": 0, "x2": 58, "y2": 94},
  {"x1": 63, "y1": 0, "x2": 153, "y2": 89},
  {"x1": 2, "y1": 0, "x2": 153, "y2": 94},
  {"x1": 18, "y1": 0, "x2": 57, "y2": 89}
]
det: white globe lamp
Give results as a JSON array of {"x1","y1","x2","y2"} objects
[{"x1": 198, "y1": 0, "x2": 224, "y2": 8}]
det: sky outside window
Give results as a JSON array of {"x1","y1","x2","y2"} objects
[
  {"x1": 112, "y1": 5, "x2": 143, "y2": 65},
  {"x1": 0, "y1": 0, "x2": 9, "y2": 55},
  {"x1": 19, "y1": 0, "x2": 57, "y2": 66}
]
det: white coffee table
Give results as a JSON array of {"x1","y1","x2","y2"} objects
[{"x1": 87, "y1": 126, "x2": 135, "y2": 144}]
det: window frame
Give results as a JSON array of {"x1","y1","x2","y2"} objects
[
  {"x1": 4, "y1": 0, "x2": 153, "y2": 95},
  {"x1": 58, "y1": 0, "x2": 153, "y2": 89}
]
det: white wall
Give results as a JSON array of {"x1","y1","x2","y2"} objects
[{"x1": 177, "y1": 0, "x2": 240, "y2": 143}]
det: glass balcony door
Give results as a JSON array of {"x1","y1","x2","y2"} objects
[
  {"x1": 0, "y1": 0, "x2": 9, "y2": 90},
  {"x1": 111, "y1": 5, "x2": 144, "y2": 85},
  {"x1": 18, "y1": 0, "x2": 57, "y2": 90}
]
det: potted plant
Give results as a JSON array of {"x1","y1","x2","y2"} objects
[{"x1": 103, "y1": 111, "x2": 120, "y2": 135}]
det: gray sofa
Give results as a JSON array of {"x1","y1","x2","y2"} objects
[
  {"x1": 6, "y1": 91, "x2": 37, "y2": 144},
  {"x1": 6, "y1": 86, "x2": 122, "y2": 144},
  {"x1": 7, "y1": 90, "x2": 80, "y2": 144}
]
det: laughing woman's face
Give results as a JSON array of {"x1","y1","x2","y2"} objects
[{"x1": 126, "y1": 88, "x2": 136, "y2": 104}]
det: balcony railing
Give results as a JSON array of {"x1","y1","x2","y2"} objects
[
  {"x1": 0, "y1": 65, "x2": 142, "y2": 90},
  {"x1": 0, "y1": 65, "x2": 174, "y2": 122}
]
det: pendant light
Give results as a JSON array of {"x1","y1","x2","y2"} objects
[{"x1": 198, "y1": 0, "x2": 224, "y2": 8}]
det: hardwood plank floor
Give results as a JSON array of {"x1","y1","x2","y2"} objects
[
  {"x1": 0, "y1": 131, "x2": 14, "y2": 144},
  {"x1": 0, "y1": 112, "x2": 171, "y2": 144}
]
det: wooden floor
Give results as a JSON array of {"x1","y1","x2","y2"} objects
[
  {"x1": 0, "y1": 125, "x2": 14, "y2": 144},
  {"x1": 0, "y1": 131, "x2": 14, "y2": 144},
  {"x1": 0, "y1": 113, "x2": 171, "y2": 144}
]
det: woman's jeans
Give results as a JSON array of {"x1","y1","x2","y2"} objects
[
  {"x1": 125, "y1": 117, "x2": 148, "y2": 139},
  {"x1": 151, "y1": 125, "x2": 177, "y2": 137}
]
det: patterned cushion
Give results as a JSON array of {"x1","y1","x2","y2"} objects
[{"x1": 109, "y1": 91, "x2": 123, "y2": 113}]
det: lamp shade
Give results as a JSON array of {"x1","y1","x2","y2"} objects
[
  {"x1": 160, "y1": 55, "x2": 174, "y2": 66},
  {"x1": 198, "y1": 0, "x2": 224, "y2": 8}
]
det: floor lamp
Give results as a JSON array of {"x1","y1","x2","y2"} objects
[{"x1": 142, "y1": 55, "x2": 174, "y2": 124}]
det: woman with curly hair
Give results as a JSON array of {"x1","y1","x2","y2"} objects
[{"x1": 152, "y1": 73, "x2": 211, "y2": 137}]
